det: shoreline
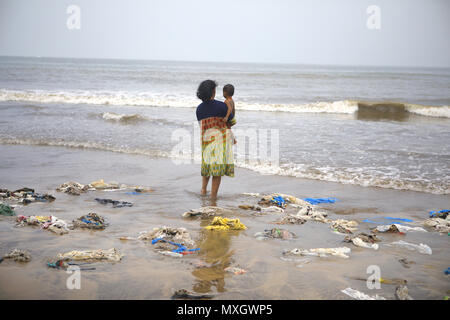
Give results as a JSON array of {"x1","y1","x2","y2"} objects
[{"x1": 0, "y1": 144, "x2": 449, "y2": 299}]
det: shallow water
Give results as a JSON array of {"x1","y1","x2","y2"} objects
[
  {"x1": 0, "y1": 57, "x2": 449, "y2": 195},
  {"x1": 0, "y1": 145, "x2": 449, "y2": 299}
]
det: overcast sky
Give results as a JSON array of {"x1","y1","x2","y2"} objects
[{"x1": 0, "y1": 0, "x2": 449, "y2": 67}]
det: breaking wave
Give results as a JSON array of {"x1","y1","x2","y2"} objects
[
  {"x1": 101, "y1": 112, "x2": 147, "y2": 122},
  {"x1": 0, "y1": 137, "x2": 448, "y2": 195},
  {"x1": 1, "y1": 89, "x2": 449, "y2": 118}
]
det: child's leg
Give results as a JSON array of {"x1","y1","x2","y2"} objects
[
  {"x1": 211, "y1": 176, "x2": 222, "y2": 199},
  {"x1": 201, "y1": 176, "x2": 210, "y2": 195}
]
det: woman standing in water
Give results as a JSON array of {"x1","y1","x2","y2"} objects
[{"x1": 196, "y1": 80, "x2": 235, "y2": 199}]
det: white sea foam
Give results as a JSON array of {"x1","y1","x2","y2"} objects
[
  {"x1": 2, "y1": 88, "x2": 447, "y2": 118},
  {"x1": 0, "y1": 137, "x2": 448, "y2": 195},
  {"x1": 101, "y1": 112, "x2": 146, "y2": 122}
]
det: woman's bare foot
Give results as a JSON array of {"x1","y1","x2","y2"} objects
[{"x1": 201, "y1": 188, "x2": 208, "y2": 195}]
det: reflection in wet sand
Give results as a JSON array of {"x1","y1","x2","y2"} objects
[{"x1": 191, "y1": 219, "x2": 241, "y2": 294}]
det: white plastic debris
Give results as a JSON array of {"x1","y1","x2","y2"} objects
[
  {"x1": 375, "y1": 224, "x2": 427, "y2": 233},
  {"x1": 284, "y1": 247, "x2": 351, "y2": 259},
  {"x1": 341, "y1": 287, "x2": 386, "y2": 300},
  {"x1": 351, "y1": 237, "x2": 379, "y2": 250},
  {"x1": 389, "y1": 240, "x2": 432, "y2": 255}
]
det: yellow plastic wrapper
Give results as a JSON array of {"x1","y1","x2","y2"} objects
[{"x1": 204, "y1": 217, "x2": 247, "y2": 231}]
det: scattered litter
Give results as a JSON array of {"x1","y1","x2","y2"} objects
[
  {"x1": 0, "y1": 203, "x2": 15, "y2": 216},
  {"x1": 204, "y1": 217, "x2": 247, "y2": 231},
  {"x1": 182, "y1": 206, "x2": 233, "y2": 218},
  {"x1": 224, "y1": 266, "x2": 246, "y2": 275},
  {"x1": 152, "y1": 238, "x2": 200, "y2": 255},
  {"x1": 73, "y1": 213, "x2": 107, "y2": 230},
  {"x1": 331, "y1": 219, "x2": 358, "y2": 234},
  {"x1": 159, "y1": 251, "x2": 183, "y2": 258},
  {"x1": 239, "y1": 205, "x2": 284, "y2": 214},
  {"x1": 283, "y1": 247, "x2": 351, "y2": 259},
  {"x1": 16, "y1": 215, "x2": 71, "y2": 235},
  {"x1": 380, "y1": 277, "x2": 407, "y2": 285},
  {"x1": 0, "y1": 187, "x2": 55, "y2": 205},
  {"x1": 398, "y1": 258, "x2": 415, "y2": 269},
  {"x1": 254, "y1": 228, "x2": 296, "y2": 240},
  {"x1": 56, "y1": 248, "x2": 123, "y2": 262},
  {"x1": 429, "y1": 210, "x2": 449, "y2": 219},
  {"x1": 371, "y1": 224, "x2": 404, "y2": 234},
  {"x1": 388, "y1": 240, "x2": 432, "y2": 255},
  {"x1": 269, "y1": 195, "x2": 287, "y2": 208},
  {"x1": 373, "y1": 224, "x2": 426, "y2": 233},
  {"x1": 423, "y1": 216, "x2": 450, "y2": 233},
  {"x1": 296, "y1": 206, "x2": 331, "y2": 223},
  {"x1": 138, "y1": 227, "x2": 196, "y2": 250},
  {"x1": 344, "y1": 233, "x2": 380, "y2": 250},
  {"x1": 395, "y1": 285, "x2": 413, "y2": 300},
  {"x1": 274, "y1": 214, "x2": 307, "y2": 225},
  {"x1": 303, "y1": 197, "x2": 338, "y2": 205},
  {"x1": 258, "y1": 193, "x2": 311, "y2": 207},
  {"x1": 57, "y1": 180, "x2": 154, "y2": 194},
  {"x1": 56, "y1": 181, "x2": 89, "y2": 195},
  {"x1": 242, "y1": 192, "x2": 261, "y2": 197},
  {"x1": 341, "y1": 287, "x2": 386, "y2": 300},
  {"x1": 171, "y1": 289, "x2": 214, "y2": 300},
  {"x1": 363, "y1": 217, "x2": 413, "y2": 225},
  {"x1": 47, "y1": 259, "x2": 96, "y2": 271},
  {"x1": 95, "y1": 198, "x2": 133, "y2": 208},
  {"x1": 89, "y1": 179, "x2": 120, "y2": 190},
  {"x1": 2, "y1": 249, "x2": 31, "y2": 262}
]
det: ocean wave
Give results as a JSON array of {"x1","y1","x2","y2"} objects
[
  {"x1": 1, "y1": 89, "x2": 449, "y2": 118},
  {"x1": 0, "y1": 137, "x2": 448, "y2": 195},
  {"x1": 101, "y1": 112, "x2": 147, "y2": 122}
]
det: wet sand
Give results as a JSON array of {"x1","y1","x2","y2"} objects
[{"x1": 0, "y1": 144, "x2": 449, "y2": 299}]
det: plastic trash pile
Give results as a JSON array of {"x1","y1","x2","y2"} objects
[
  {"x1": 56, "y1": 181, "x2": 90, "y2": 195},
  {"x1": 344, "y1": 233, "x2": 380, "y2": 250},
  {"x1": 1, "y1": 249, "x2": 31, "y2": 263},
  {"x1": 331, "y1": 219, "x2": 359, "y2": 234},
  {"x1": 95, "y1": 198, "x2": 133, "y2": 208},
  {"x1": 0, "y1": 203, "x2": 15, "y2": 216},
  {"x1": 373, "y1": 224, "x2": 427, "y2": 233},
  {"x1": 182, "y1": 206, "x2": 233, "y2": 218},
  {"x1": 254, "y1": 228, "x2": 296, "y2": 240},
  {"x1": 239, "y1": 204, "x2": 284, "y2": 214},
  {"x1": 16, "y1": 215, "x2": 71, "y2": 235},
  {"x1": 151, "y1": 238, "x2": 200, "y2": 257},
  {"x1": 55, "y1": 248, "x2": 123, "y2": 262},
  {"x1": 57, "y1": 180, "x2": 155, "y2": 195},
  {"x1": 0, "y1": 187, "x2": 55, "y2": 205},
  {"x1": 423, "y1": 215, "x2": 450, "y2": 234},
  {"x1": 72, "y1": 213, "x2": 107, "y2": 230},
  {"x1": 283, "y1": 247, "x2": 352, "y2": 259}
]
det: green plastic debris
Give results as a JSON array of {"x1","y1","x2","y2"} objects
[{"x1": 0, "y1": 204, "x2": 15, "y2": 216}]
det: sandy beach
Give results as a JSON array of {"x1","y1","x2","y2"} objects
[{"x1": 1, "y1": 144, "x2": 449, "y2": 299}]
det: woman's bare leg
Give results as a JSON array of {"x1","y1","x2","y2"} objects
[
  {"x1": 211, "y1": 176, "x2": 222, "y2": 199},
  {"x1": 201, "y1": 176, "x2": 210, "y2": 195}
]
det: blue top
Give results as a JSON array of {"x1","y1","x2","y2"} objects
[{"x1": 196, "y1": 99, "x2": 234, "y2": 122}]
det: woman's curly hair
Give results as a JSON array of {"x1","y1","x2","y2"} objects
[{"x1": 197, "y1": 80, "x2": 217, "y2": 102}]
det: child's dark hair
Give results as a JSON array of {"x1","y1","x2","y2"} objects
[
  {"x1": 223, "y1": 84, "x2": 234, "y2": 97},
  {"x1": 197, "y1": 80, "x2": 217, "y2": 102}
]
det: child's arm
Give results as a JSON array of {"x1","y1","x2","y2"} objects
[{"x1": 224, "y1": 100, "x2": 233, "y2": 122}]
